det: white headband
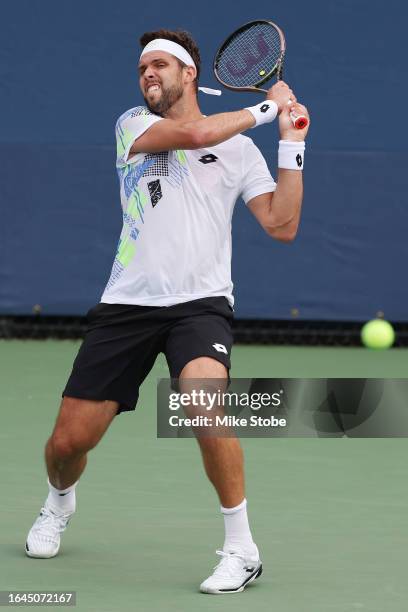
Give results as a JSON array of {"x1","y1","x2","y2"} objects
[{"x1": 140, "y1": 38, "x2": 221, "y2": 96}]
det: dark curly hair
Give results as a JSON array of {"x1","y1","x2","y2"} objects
[{"x1": 140, "y1": 29, "x2": 201, "y2": 92}]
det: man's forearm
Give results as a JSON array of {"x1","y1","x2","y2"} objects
[
  {"x1": 183, "y1": 110, "x2": 256, "y2": 147},
  {"x1": 267, "y1": 169, "x2": 303, "y2": 240}
]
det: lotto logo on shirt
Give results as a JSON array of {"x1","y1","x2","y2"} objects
[{"x1": 199, "y1": 154, "x2": 218, "y2": 164}]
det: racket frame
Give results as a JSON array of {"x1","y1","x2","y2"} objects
[
  {"x1": 213, "y1": 19, "x2": 286, "y2": 94},
  {"x1": 213, "y1": 19, "x2": 308, "y2": 130}
]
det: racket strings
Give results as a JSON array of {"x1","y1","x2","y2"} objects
[{"x1": 216, "y1": 23, "x2": 282, "y2": 88}]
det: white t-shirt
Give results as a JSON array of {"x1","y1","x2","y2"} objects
[{"x1": 101, "y1": 106, "x2": 276, "y2": 307}]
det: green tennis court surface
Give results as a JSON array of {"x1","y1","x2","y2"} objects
[{"x1": 1, "y1": 341, "x2": 407, "y2": 611}]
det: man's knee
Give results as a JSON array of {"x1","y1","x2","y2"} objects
[
  {"x1": 47, "y1": 432, "x2": 93, "y2": 461},
  {"x1": 180, "y1": 356, "x2": 228, "y2": 380},
  {"x1": 48, "y1": 396, "x2": 118, "y2": 460}
]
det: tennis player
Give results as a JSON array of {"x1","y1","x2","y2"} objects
[{"x1": 25, "y1": 29, "x2": 309, "y2": 594}]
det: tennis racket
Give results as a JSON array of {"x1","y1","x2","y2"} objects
[{"x1": 213, "y1": 20, "x2": 308, "y2": 130}]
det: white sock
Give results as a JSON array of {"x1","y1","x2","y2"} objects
[
  {"x1": 46, "y1": 478, "x2": 78, "y2": 514},
  {"x1": 221, "y1": 498, "x2": 257, "y2": 555}
]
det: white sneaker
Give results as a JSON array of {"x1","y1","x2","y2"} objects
[
  {"x1": 25, "y1": 503, "x2": 74, "y2": 558},
  {"x1": 200, "y1": 548, "x2": 262, "y2": 594}
]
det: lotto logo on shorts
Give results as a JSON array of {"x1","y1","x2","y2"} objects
[{"x1": 212, "y1": 343, "x2": 228, "y2": 354}]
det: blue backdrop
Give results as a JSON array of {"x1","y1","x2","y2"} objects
[{"x1": 1, "y1": 0, "x2": 407, "y2": 320}]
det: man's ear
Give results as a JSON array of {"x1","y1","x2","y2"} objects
[{"x1": 184, "y1": 65, "x2": 197, "y2": 84}]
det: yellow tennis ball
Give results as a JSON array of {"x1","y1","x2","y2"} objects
[
  {"x1": 361, "y1": 319, "x2": 395, "y2": 349},
  {"x1": 259, "y1": 69, "x2": 266, "y2": 76}
]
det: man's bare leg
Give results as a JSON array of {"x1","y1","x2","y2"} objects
[
  {"x1": 45, "y1": 396, "x2": 119, "y2": 489},
  {"x1": 179, "y1": 357, "x2": 244, "y2": 507},
  {"x1": 180, "y1": 357, "x2": 261, "y2": 593},
  {"x1": 25, "y1": 396, "x2": 118, "y2": 558}
]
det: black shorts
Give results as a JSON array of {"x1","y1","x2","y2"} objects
[{"x1": 62, "y1": 297, "x2": 233, "y2": 415}]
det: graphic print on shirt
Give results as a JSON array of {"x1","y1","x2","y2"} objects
[
  {"x1": 147, "y1": 180, "x2": 162, "y2": 207},
  {"x1": 143, "y1": 152, "x2": 169, "y2": 176},
  {"x1": 115, "y1": 107, "x2": 147, "y2": 167},
  {"x1": 106, "y1": 111, "x2": 151, "y2": 290},
  {"x1": 166, "y1": 148, "x2": 189, "y2": 187},
  {"x1": 106, "y1": 160, "x2": 152, "y2": 290},
  {"x1": 106, "y1": 107, "x2": 190, "y2": 290}
]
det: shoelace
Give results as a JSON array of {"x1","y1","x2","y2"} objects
[
  {"x1": 212, "y1": 550, "x2": 248, "y2": 578},
  {"x1": 34, "y1": 506, "x2": 71, "y2": 540}
]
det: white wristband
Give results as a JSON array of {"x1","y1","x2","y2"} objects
[
  {"x1": 278, "y1": 140, "x2": 305, "y2": 170},
  {"x1": 245, "y1": 101, "x2": 278, "y2": 127}
]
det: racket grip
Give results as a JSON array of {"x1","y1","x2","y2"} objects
[{"x1": 290, "y1": 112, "x2": 308, "y2": 130}]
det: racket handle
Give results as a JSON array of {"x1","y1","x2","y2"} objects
[{"x1": 290, "y1": 112, "x2": 309, "y2": 130}]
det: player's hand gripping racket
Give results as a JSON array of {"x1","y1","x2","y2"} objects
[{"x1": 213, "y1": 20, "x2": 308, "y2": 130}]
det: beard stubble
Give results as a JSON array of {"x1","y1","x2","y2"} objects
[{"x1": 144, "y1": 79, "x2": 184, "y2": 116}]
